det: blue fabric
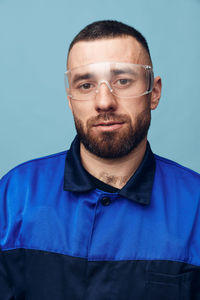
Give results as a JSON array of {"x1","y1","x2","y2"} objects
[{"x1": 1, "y1": 139, "x2": 200, "y2": 268}]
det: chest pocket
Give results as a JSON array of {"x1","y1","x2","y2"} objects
[{"x1": 145, "y1": 269, "x2": 200, "y2": 300}]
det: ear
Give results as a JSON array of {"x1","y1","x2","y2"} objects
[
  {"x1": 150, "y1": 76, "x2": 162, "y2": 110},
  {"x1": 66, "y1": 88, "x2": 72, "y2": 111},
  {"x1": 68, "y1": 97, "x2": 72, "y2": 111}
]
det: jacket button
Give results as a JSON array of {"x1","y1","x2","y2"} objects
[{"x1": 101, "y1": 197, "x2": 111, "y2": 206}]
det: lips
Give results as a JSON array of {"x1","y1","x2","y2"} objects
[
  {"x1": 94, "y1": 121, "x2": 124, "y2": 127},
  {"x1": 92, "y1": 121, "x2": 125, "y2": 132}
]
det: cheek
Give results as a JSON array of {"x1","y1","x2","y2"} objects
[
  {"x1": 121, "y1": 97, "x2": 150, "y2": 123},
  {"x1": 121, "y1": 99, "x2": 145, "y2": 117},
  {"x1": 70, "y1": 102, "x2": 93, "y2": 122}
]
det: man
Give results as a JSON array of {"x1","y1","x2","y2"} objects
[{"x1": 0, "y1": 20, "x2": 200, "y2": 300}]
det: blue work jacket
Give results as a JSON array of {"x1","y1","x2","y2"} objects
[{"x1": 0, "y1": 136, "x2": 200, "y2": 300}]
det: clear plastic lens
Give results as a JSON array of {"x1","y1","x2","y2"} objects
[{"x1": 64, "y1": 62, "x2": 153, "y2": 100}]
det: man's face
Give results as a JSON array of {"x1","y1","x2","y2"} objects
[{"x1": 67, "y1": 36, "x2": 161, "y2": 158}]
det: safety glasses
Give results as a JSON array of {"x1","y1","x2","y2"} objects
[{"x1": 64, "y1": 61, "x2": 154, "y2": 100}]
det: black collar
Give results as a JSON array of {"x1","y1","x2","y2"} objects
[{"x1": 63, "y1": 136, "x2": 156, "y2": 205}]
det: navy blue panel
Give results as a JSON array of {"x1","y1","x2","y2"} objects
[
  {"x1": 1, "y1": 249, "x2": 86, "y2": 300},
  {"x1": 1, "y1": 249, "x2": 200, "y2": 300},
  {"x1": 0, "y1": 252, "x2": 14, "y2": 300}
]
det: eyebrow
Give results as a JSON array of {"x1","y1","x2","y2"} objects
[
  {"x1": 71, "y1": 73, "x2": 95, "y2": 84},
  {"x1": 111, "y1": 68, "x2": 138, "y2": 76},
  {"x1": 70, "y1": 67, "x2": 138, "y2": 85}
]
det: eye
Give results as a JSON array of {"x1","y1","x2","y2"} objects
[
  {"x1": 79, "y1": 83, "x2": 93, "y2": 90},
  {"x1": 118, "y1": 79, "x2": 130, "y2": 85},
  {"x1": 113, "y1": 78, "x2": 133, "y2": 88}
]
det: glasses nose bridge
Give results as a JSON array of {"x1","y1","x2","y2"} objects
[{"x1": 96, "y1": 79, "x2": 113, "y2": 94}]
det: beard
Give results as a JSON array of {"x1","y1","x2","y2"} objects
[{"x1": 73, "y1": 108, "x2": 151, "y2": 159}]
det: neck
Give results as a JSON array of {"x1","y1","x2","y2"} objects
[{"x1": 80, "y1": 138, "x2": 147, "y2": 189}]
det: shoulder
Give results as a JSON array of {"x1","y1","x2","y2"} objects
[
  {"x1": 154, "y1": 154, "x2": 200, "y2": 176},
  {"x1": 0, "y1": 150, "x2": 67, "y2": 188},
  {"x1": 0, "y1": 151, "x2": 68, "y2": 230},
  {"x1": 0, "y1": 151, "x2": 68, "y2": 247},
  {"x1": 154, "y1": 154, "x2": 200, "y2": 188}
]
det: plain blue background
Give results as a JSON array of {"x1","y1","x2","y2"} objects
[{"x1": 1, "y1": 0, "x2": 200, "y2": 178}]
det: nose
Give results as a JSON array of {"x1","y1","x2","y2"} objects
[{"x1": 94, "y1": 80, "x2": 117, "y2": 112}]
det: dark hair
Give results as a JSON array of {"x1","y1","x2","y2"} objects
[{"x1": 68, "y1": 20, "x2": 152, "y2": 63}]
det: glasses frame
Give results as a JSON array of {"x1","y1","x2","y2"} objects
[{"x1": 64, "y1": 61, "x2": 154, "y2": 100}]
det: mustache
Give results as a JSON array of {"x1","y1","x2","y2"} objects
[{"x1": 87, "y1": 113, "x2": 130, "y2": 126}]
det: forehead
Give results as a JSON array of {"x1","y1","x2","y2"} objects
[{"x1": 67, "y1": 36, "x2": 149, "y2": 70}]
